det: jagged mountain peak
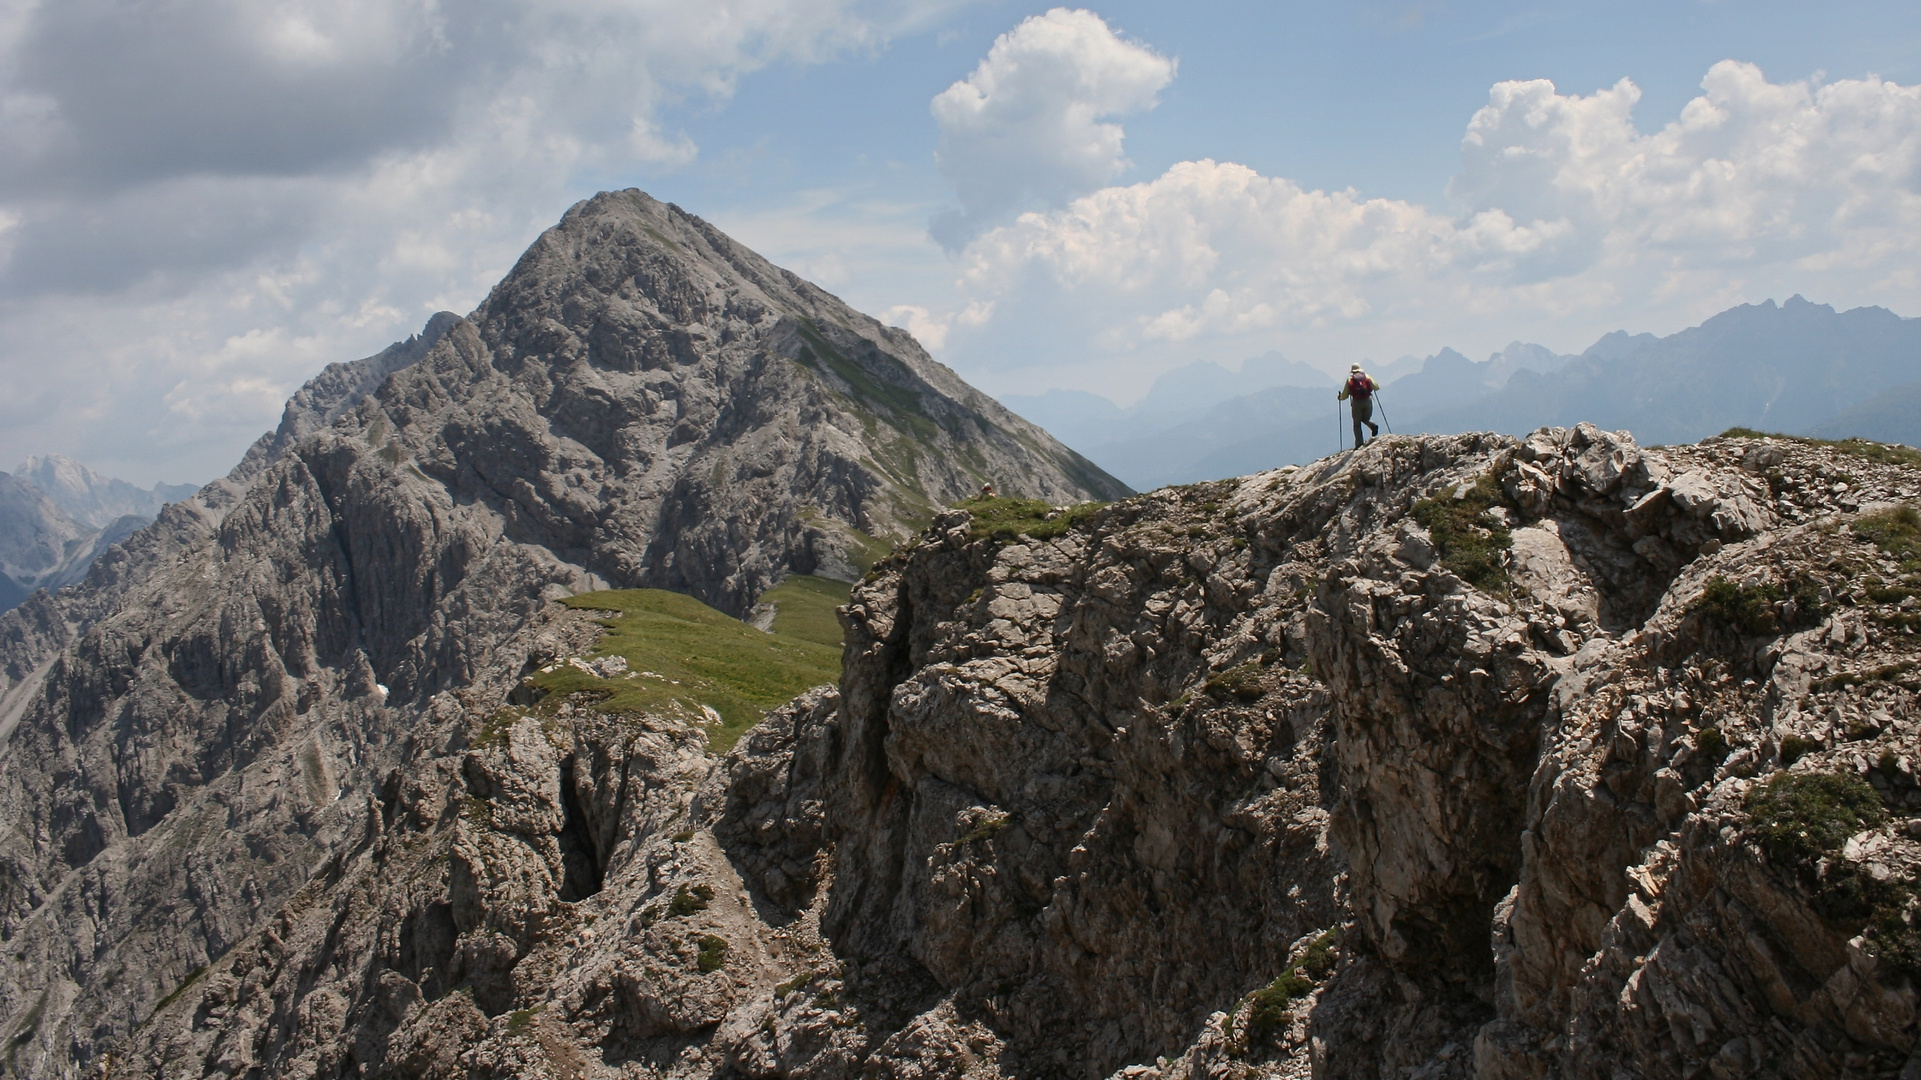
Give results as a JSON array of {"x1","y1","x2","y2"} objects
[
  {"x1": 473, "y1": 189, "x2": 1109, "y2": 506},
  {"x1": 13, "y1": 453, "x2": 180, "y2": 530},
  {"x1": 0, "y1": 188, "x2": 1123, "y2": 1077}
]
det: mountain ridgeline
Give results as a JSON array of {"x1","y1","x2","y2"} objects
[
  {"x1": 0, "y1": 456, "x2": 198, "y2": 612},
  {"x1": 1018, "y1": 296, "x2": 1921, "y2": 490},
  {"x1": 95, "y1": 423, "x2": 1921, "y2": 1080},
  {"x1": 12, "y1": 187, "x2": 1921, "y2": 1080},
  {"x1": 0, "y1": 189, "x2": 1123, "y2": 1076}
]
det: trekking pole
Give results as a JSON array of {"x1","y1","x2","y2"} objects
[
  {"x1": 1376, "y1": 391, "x2": 1393, "y2": 435},
  {"x1": 1335, "y1": 399, "x2": 1342, "y2": 455}
]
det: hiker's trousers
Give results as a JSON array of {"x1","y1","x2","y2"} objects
[{"x1": 1350, "y1": 396, "x2": 1375, "y2": 448}]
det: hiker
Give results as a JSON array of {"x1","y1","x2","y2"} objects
[
  {"x1": 980, "y1": 481, "x2": 997, "y2": 499},
  {"x1": 1337, "y1": 363, "x2": 1380, "y2": 449}
]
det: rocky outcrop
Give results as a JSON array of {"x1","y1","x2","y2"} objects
[
  {"x1": 62, "y1": 425, "x2": 1921, "y2": 1079},
  {"x1": 0, "y1": 190, "x2": 1124, "y2": 1077},
  {"x1": 8, "y1": 197, "x2": 1920, "y2": 1079},
  {"x1": 230, "y1": 311, "x2": 461, "y2": 482}
]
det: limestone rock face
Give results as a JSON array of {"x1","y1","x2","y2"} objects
[
  {"x1": 101, "y1": 425, "x2": 1921, "y2": 1080},
  {"x1": 10, "y1": 279, "x2": 1921, "y2": 1080},
  {"x1": 230, "y1": 310, "x2": 462, "y2": 481},
  {"x1": 0, "y1": 190, "x2": 1123, "y2": 1077}
]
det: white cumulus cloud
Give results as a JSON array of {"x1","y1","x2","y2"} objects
[
  {"x1": 0, "y1": 0, "x2": 969, "y2": 483},
  {"x1": 938, "y1": 61, "x2": 1921, "y2": 399},
  {"x1": 929, "y1": 7, "x2": 1173, "y2": 248}
]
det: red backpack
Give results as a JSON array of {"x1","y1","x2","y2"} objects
[{"x1": 1347, "y1": 375, "x2": 1373, "y2": 399}]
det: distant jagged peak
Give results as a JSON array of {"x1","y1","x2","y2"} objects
[
  {"x1": 12, "y1": 453, "x2": 184, "y2": 530},
  {"x1": 1581, "y1": 328, "x2": 1658, "y2": 362}
]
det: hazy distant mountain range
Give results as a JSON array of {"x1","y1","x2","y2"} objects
[
  {"x1": 1005, "y1": 295, "x2": 1921, "y2": 490},
  {"x1": 0, "y1": 456, "x2": 198, "y2": 611}
]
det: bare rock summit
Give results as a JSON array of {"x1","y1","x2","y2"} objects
[{"x1": 0, "y1": 189, "x2": 1122, "y2": 1077}]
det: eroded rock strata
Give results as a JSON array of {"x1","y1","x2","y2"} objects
[
  {"x1": 76, "y1": 425, "x2": 1921, "y2": 1079},
  {"x1": 0, "y1": 190, "x2": 1122, "y2": 1077}
]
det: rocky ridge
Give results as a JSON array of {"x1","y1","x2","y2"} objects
[
  {"x1": 90, "y1": 425, "x2": 1921, "y2": 1079},
  {"x1": 0, "y1": 190, "x2": 1122, "y2": 1076}
]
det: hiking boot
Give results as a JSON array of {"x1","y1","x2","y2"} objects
[{"x1": 1368, "y1": 422, "x2": 1380, "y2": 436}]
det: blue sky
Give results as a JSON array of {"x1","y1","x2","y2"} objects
[
  {"x1": 3, "y1": 0, "x2": 1920, "y2": 483},
  {"x1": 673, "y1": 1, "x2": 1921, "y2": 210}
]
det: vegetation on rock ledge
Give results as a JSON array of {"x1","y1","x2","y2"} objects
[
  {"x1": 531, "y1": 589, "x2": 840, "y2": 752},
  {"x1": 1697, "y1": 576, "x2": 1785, "y2": 636},
  {"x1": 960, "y1": 495, "x2": 1108, "y2": 543},
  {"x1": 1745, "y1": 771, "x2": 1921, "y2": 972},
  {"x1": 1410, "y1": 473, "x2": 1513, "y2": 593},
  {"x1": 1232, "y1": 929, "x2": 1339, "y2": 1046},
  {"x1": 697, "y1": 934, "x2": 729, "y2": 973},
  {"x1": 1746, "y1": 771, "x2": 1886, "y2": 865},
  {"x1": 1855, "y1": 503, "x2": 1921, "y2": 571},
  {"x1": 1721, "y1": 429, "x2": 1921, "y2": 470}
]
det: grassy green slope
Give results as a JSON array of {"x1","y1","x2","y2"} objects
[
  {"x1": 528, "y1": 589, "x2": 841, "y2": 752},
  {"x1": 755, "y1": 574, "x2": 851, "y2": 649}
]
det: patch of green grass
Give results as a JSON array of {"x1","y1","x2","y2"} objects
[
  {"x1": 1820, "y1": 661, "x2": 1920, "y2": 692},
  {"x1": 958, "y1": 496, "x2": 1108, "y2": 543},
  {"x1": 1856, "y1": 504, "x2": 1921, "y2": 571},
  {"x1": 472, "y1": 708, "x2": 523, "y2": 750},
  {"x1": 640, "y1": 222, "x2": 682, "y2": 253},
  {"x1": 1697, "y1": 575, "x2": 1783, "y2": 636},
  {"x1": 757, "y1": 575, "x2": 851, "y2": 650},
  {"x1": 1202, "y1": 663, "x2": 1266, "y2": 704},
  {"x1": 1720, "y1": 429, "x2": 1921, "y2": 469},
  {"x1": 1410, "y1": 474, "x2": 1514, "y2": 593},
  {"x1": 775, "y1": 971, "x2": 812, "y2": 996},
  {"x1": 838, "y1": 527, "x2": 894, "y2": 575},
  {"x1": 794, "y1": 322, "x2": 938, "y2": 442},
  {"x1": 1745, "y1": 771, "x2": 1887, "y2": 867},
  {"x1": 1863, "y1": 579, "x2": 1921, "y2": 604},
  {"x1": 957, "y1": 812, "x2": 1012, "y2": 846},
  {"x1": 1779, "y1": 735, "x2": 1821, "y2": 768},
  {"x1": 667, "y1": 883, "x2": 715, "y2": 918},
  {"x1": 1746, "y1": 771, "x2": 1921, "y2": 973},
  {"x1": 697, "y1": 934, "x2": 729, "y2": 973},
  {"x1": 543, "y1": 589, "x2": 840, "y2": 753},
  {"x1": 505, "y1": 1005, "x2": 543, "y2": 1034},
  {"x1": 1233, "y1": 930, "x2": 1339, "y2": 1045},
  {"x1": 1837, "y1": 440, "x2": 1921, "y2": 468}
]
